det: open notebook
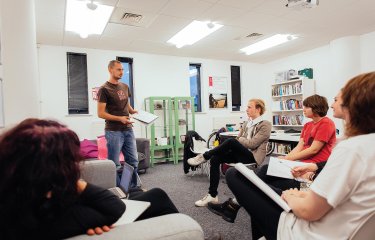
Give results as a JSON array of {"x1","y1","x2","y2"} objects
[{"x1": 235, "y1": 163, "x2": 291, "y2": 212}]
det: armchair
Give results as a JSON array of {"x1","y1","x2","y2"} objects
[{"x1": 73, "y1": 160, "x2": 204, "y2": 240}]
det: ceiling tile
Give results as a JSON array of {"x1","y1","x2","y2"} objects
[
  {"x1": 160, "y1": 0, "x2": 213, "y2": 19},
  {"x1": 116, "y1": 0, "x2": 169, "y2": 13}
]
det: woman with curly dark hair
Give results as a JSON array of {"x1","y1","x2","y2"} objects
[{"x1": 0, "y1": 119, "x2": 125, "y2": 239}]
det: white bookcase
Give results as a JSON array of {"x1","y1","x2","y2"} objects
[
  {"x1": 269, "y1": 77, "x2": 315, "y2": 156},
  {"x1": 271, "y1": 78, "x2": 315, "y2": 129}
]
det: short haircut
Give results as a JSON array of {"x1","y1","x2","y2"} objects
[
  {"x1": 108, "y1": 60, "x2": 121, "y2": 69},
  {"x1": 341, "y1": 72, "x2": 375, "y2": 137},
  {"x1": 249, "y1": 99, "x2": 266, "y2": 115},
  {"x1": 303, "y1": 94, "x2": 329, "y2": 117}
]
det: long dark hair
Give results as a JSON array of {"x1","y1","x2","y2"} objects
[{"x1": 0, "y1": 118, "x2": 82, "y2": 238}]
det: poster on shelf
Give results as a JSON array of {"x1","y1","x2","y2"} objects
[{"x1": 208, "y1": 76, "x2": 228, "y2": 109}]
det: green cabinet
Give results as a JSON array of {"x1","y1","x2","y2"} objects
[
  {"x1": 172, "y1": 97, "x2": 195, "y2": 162},
  {"x1": 144, "y1": 97, "x2": 175, "y2": 166}
]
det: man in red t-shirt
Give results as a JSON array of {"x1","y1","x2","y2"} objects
[{"x1": 280, "y1": 94, "x2": 336, "y2": 163}]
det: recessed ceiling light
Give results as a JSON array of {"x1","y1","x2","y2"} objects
[
  {"x1": 167, "y1": 20, "x2": 223, "y2": 48},
  {"x1": 65, "y1": 0, "x2": 114, "y2": 38},
  {"x1": 240, "y1": 34, "x2": 297, "y2": 55}
]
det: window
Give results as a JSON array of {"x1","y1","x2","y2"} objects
[
  {"x1": 189, "y1": 63, "x2": 202, "y2": 112},
  {"x1": 67, "y1": 52, "x2": 88, "y2": 114},
  {"x1": 231, "y1": 65, "x2": 241, "y2": 111},
  {"x1": 117, "y1": 57, "x2": 134, "y2": 108}
]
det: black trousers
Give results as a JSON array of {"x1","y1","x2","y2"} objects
[
  {"x1": 129, "y1": 188, "x2": 179, "y2": 221},
  {"x1": 226, "y1": 168, "x2": 282, "y2": 240},
  {"x1": 204, "y1": 138, "x2": 256, "y2": 197},
  {"x1": 256, "y1": 164, "x2": 301, "y2": 193}
]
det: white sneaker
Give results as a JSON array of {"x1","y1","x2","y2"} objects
[
  {"x1": 195, "y1": 194, "x2": 219, "y2": 207},
  {"x1": 188, "y1": 154, "x2": 207, "y2": 166}
]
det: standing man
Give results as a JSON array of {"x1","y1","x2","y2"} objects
[{"x1": 97, "y1": 60, "x2": 139, "y2": 188}]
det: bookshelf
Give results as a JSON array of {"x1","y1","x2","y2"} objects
[
  {"x1": 270, "y1": 75, "x2": 315, "y2": 155},
  {"x1": 271, "y1": 78, "x2": 315, "y2": 129}
]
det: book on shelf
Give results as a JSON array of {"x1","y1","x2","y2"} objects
[
  {"x1": 273, "y1": 99, "x2": 303, "y2": 111},
  {"x1": 273, "y1": 143, "x2": 292, "y2": 155},
  {"x1": 272, "y1": 82, "x2": 302, "y2": 96},
  {"x1": 132, "y1": 110, "x2": 159, "y2": 125},
  {"x1": 273, "y1": 115, "x2": 303, "y2": 126},
  {"x1": 234, "y1": 163, "x2": 291, "y2": 212}
]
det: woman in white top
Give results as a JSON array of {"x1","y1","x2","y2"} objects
[{"x1": 225, "y1": 72, "x2": 375, "y2": 239}]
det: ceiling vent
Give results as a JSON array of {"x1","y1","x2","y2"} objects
[
  {"x1": 235, "y1": 32, "x2": 263, "y2": 41},
  {"x1": 121, "y1": 13, "x2": 143, "y2": 24},
  {"x1": 109, "y1": 8, "x2": 157, "y2": 28}
]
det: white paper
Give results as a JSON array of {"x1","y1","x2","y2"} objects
[
  {"x1": 267, "y1": 157, "x2": 309, "y2": 180},
  {"x1": 114, "y1": 199, "x2": 151, "y2": 226},
  {"x1": 131, "y1": 110, "x2": 158, "y2": 125},
  {"x1": 235, "y1": 163, "x2": 291, "y2": 212}
]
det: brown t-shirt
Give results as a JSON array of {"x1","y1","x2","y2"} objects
[{"x1": 98, "y1": 81, "x2": 132, "y2": 131}]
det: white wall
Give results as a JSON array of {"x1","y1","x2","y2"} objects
[
  {"x1": 360, "y1": 31, "x2": 375, "y2": 72},
  {"x1": 264, "y1": 32, "x2": 375, "y2": 135},
  {"x1": 38, "y1": 45, "x2": 263, "y2": 140},
  {"x1": 36, "y1": 30, "x2": 375, "y2": 140}
]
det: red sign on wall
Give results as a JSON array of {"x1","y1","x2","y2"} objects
[{"x1": 209, "y1": 76, "x2": 213, "y2": 86}]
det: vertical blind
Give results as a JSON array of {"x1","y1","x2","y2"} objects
[{"x1": 67, "y1": 52, "x2": 89, "y2": 114}]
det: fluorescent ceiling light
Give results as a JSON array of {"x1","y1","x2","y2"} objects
[
  {"x1": 65, "y1": 0, "x2": 114, "y2": 38},
  {"x1": 240, "y1": 34, "x2": 297, "y2": 55},
  {"x1": 167, "y1": 20, "x2": 223, "y2": 48}
]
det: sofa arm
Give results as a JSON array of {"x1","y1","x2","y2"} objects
[
  {"x1": 68, "y1": 213, "x2": 204, "y2": 240},
  {"x1": 136, "y1": 138, "x2": 150, "y2": 170},
  {"x1": 80, "y1": 160, "x2": 116, "y2": 189}
]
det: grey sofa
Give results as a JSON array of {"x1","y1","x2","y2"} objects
[{"x1": 71, "y1": 160, "x2": 204, "y2": 240}]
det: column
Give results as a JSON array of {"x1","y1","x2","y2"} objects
[{"x1": 0, "y1": 0, "x2": 40, "y2": 127}]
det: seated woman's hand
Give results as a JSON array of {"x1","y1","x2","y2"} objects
[
  {"x1": 291, "y1": 163, "x2": 318, "y2": 178},
  {"x1": 282, "y1": 188, "x2": 307, "y2": 202},
  {"x1": 86, "y1": 225, "x2": 114, "y2": 235},
  {"x1": 77, "y1": 179, "x2": 88, "y2": 194}
]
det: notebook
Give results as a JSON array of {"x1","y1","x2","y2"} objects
[
  {"x1": 114, "y1": 199, "x2": 151, "y2": 225},
  {"x1": 132, "y1": 110, "x2": 158, "y2": 125},
  {"x1": 234, "y1": 163, "x2": 291, "y2": 212}
]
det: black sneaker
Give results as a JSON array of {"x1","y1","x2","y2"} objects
[{"x1": 207, "y1": 198, "x2": 240, "y2": 223}]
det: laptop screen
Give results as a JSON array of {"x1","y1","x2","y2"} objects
[{"x1": 119, "y1": 163, "x2": 134, "y2": 194}]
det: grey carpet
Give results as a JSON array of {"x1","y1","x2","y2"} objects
[{"x1": 139, "y1": 162, "x2": 252, "y2": 240}]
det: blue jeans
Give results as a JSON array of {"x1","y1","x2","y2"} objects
[{"x1": 105, "y1": 130, "x2": 139, "y2": 188}]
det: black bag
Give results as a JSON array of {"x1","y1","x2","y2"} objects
[{"x1": 183, "y1": 131, "x2": 206, "y2": 174}]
